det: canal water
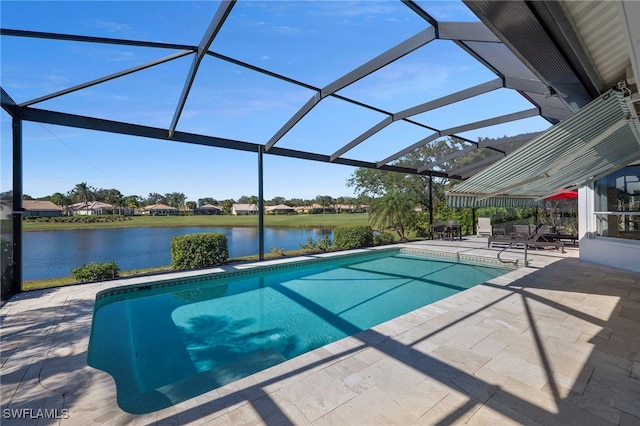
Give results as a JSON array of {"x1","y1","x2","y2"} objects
[{"x1": 24, "y1": 227, "x2": 332, "y2": 281}]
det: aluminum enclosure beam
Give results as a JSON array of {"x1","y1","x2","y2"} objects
[
  {"x1": 336, "y1": 75, "x2": 548, "y2": 167},
  {"x1": 395, "y1": 78, "x2": 503, "y2": 120},
  {"x1": 18, "y1": 106, "x2": 449, "y2": 178},
  {"x1": 320, "y1": 28, "x2": 437, "y2": 98},
  {"x1": 438, "y1": 22, "x2": 501, "y2": 43},
  {"x1": 1, "y1": 87, "x2": 19, "y2": 117},
  {"x1": 332, "y1": 79, "x2": 503, "y2": 162},
  {"x1": 10, "y1": 114, "x2": 22, "y2": 299},
  {"x1": 0, "y1": 88, "x2": 22, "y2": 299},
  {"x1": 463, "y1": 0, "x2": 595, "y2": 109},
  {"x1": 419, "y1": 144, "x2": 477, "y2": 173},
  {"x1": 528, "y1": 1, "x2": 604, "y2": 95},
  {"x1": 264, "y1": 27, "x2": 437, "y2": 151},
  {"x1": 20, "y1": 50, "x2": 193, "y2": 107},
  {"x1": 258, "y1": 145, "x2": 264, "y2": 261},
  {"x1": 330, "y1": 117, "x2": 395, "y2": 161},
  {"x1": 418, "y1": 132, "x2": 535, "y2": 174},
  {"x1": 376, "y1": 133, "x2": 441, "y2": 168},
  {"x1": 0, "y1": 28, "x2": 195, "y2": 51},
  {"x1": 402, "y1": 1, "x2": 439, "y2": 28},
  {"x1": 440, "y1": 108, "x2": 539, "y2": 137},
  {"x1": 168, "y1": 0, "x2": 236, "y2": 138}
]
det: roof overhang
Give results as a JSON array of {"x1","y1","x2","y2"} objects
[{"x1": 447, "y1": 89, "x2": 640, "y2": 208}]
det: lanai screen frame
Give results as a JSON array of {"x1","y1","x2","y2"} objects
[{"x1": 0, "y1": 0, "x2": 573, "y2": 297}]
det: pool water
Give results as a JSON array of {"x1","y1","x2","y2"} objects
[{"x1": 87, "y1": 249, "x2": 508, "y2": 414}]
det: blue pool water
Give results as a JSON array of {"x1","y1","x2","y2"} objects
[{"x1": 87, "y1": 249, "x2": 508, "y2": 414}]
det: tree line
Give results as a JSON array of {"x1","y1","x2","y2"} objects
[
  {"x1": 344, "y1": 134, "x2": 549, "y2": 240},
  {"x1": 24, "y1": 133, "x2": 550, "y2": 239},
  {"x1": 24, "y1": 182, "x2": 368, "y2": 212}
]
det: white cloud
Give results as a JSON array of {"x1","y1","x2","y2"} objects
[
  {"x1": 273, "y1": 25, "x2": 302, "y2": 34},
  {"x1": 308, "y1": 2, "x2": 400, "y2": 18},
  {"x1": 89, "y1": 19, "x2": 134, "y2": 34},
  {"x1": 349, "y1": 62, "x2": 468, "y2": 102},
  {"x1": 69, "y1": 45, "x2": 137, "y2": 62}
]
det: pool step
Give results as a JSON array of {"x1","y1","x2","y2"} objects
[{"x1": 154, "y1": 348, "x2": 287, "y2": 404}]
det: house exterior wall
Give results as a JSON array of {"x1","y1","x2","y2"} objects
[
  {"x1": 194, "y1": 207, "x2": 222, "y2": 215},
  {"x1": 148, "y1": 209, "x2": 178, "y2": 216},
  {"x1": 73, "y1": 209, "x2": 102, "y2": 216},
  {"x1": 580, "y1": 236, "x2": 640, "y2": 273},
  {"x1": 578, "y1": 184, "x2": 640, "y2": 273},
  {"x1": 231, "y1": 204, "x2": 258, "y2": 215}
]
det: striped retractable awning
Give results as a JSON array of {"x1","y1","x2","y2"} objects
[{"x1": 446, "y1": 90, "x2": 640, "y2": 208}]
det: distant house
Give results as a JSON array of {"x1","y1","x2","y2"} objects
[
  {"x1": 265, "y1": 204, "x2": 295, "y2": 215},
  {"x1": 294, "y1": 203, "x2": 335, "y2": 214},
  {"x1": 335, "y1": 204, "x2": 369, "y2": 213},
  {"x1": 144, "y1": 203, "x2": 179, "y2": 216},
  {"x1": 69, "y1": 201, "x2": 114, "y2": 215},
  {"x1": 232, "y1": 203, "x2": 259, "y2": 215},
  {"x1": 22, "y1": 200, "x2": 63, "y2": 218},
  {"x1": 194, "y1": 204, "x2": 223, "y2": 215}
]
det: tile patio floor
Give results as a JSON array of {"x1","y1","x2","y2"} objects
[{"x1": 1, "y1": 238, "x2": 639, "y2": 425}]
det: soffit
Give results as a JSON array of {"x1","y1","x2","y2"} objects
[{"x1": 560, "y1": 0, "x2": 630, "y2": 90}]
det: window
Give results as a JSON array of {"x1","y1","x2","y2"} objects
[{"x1": 594, "y1": 165, "x2": 640, "y2": 240}]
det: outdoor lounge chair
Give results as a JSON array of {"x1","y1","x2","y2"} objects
[
  {"x1": 477, "y1": 217, "x2": 492, "y2": 237},
  {"x1": 489, "y1": 224, "x2": 565, "y2": 253}
]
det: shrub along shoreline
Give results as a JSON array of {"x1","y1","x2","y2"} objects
[
  {"x1": 21, "y1": 220, "x2": 404, "y2": 291},
  {"x1": 22, "y1": 237, "x2": 399, "y2": 292}
]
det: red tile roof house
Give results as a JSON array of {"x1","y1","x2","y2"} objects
[{"x1": 21, "y1": 200, "x2": 63, "y2": 218}]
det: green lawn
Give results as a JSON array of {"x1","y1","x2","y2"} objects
[{"x1": 22, "y1": 213, "x2": 370, "y2": 231}]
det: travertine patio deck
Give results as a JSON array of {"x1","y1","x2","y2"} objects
[{"x1": 1, "y1": 238, "x2": 639, "y2": 425}]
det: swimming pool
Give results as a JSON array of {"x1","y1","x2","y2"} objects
[{"x1": 87, "y1": 248, "x2": 510, "y2": 414}]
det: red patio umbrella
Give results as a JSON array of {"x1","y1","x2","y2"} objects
[
  {"x1": 544, "y1": 190, "x2": 578, "y2": 230},
  {"x1": 545, "y1": 190, "x2": 578, "y2": 200}
]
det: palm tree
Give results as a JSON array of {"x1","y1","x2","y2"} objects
[
  {"x1": 166, "y1": 192, "x2": 187, "y2": 210},
  {"x1": 369, "y1": 191, "x2": 416, "y2": 241},
  {"x1": 70, "y1": 182, "x2": 95, "y2": 214},
  {"x1": 49, "y1": 192, "x2": 68, "y2": 208},
  {"x1": 315, "y1": 195, "x2": 334, "y2": 214},
  {"x1": 220, "y1": 199, "x2": 234, "y2": 215},
  {"x1": 125, "y1": 195, "x2": 142, "y2": 214}
]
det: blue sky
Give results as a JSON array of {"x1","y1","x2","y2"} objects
[{"x1": 1, "y1": 0, "x2": 552, "y2": 203}]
